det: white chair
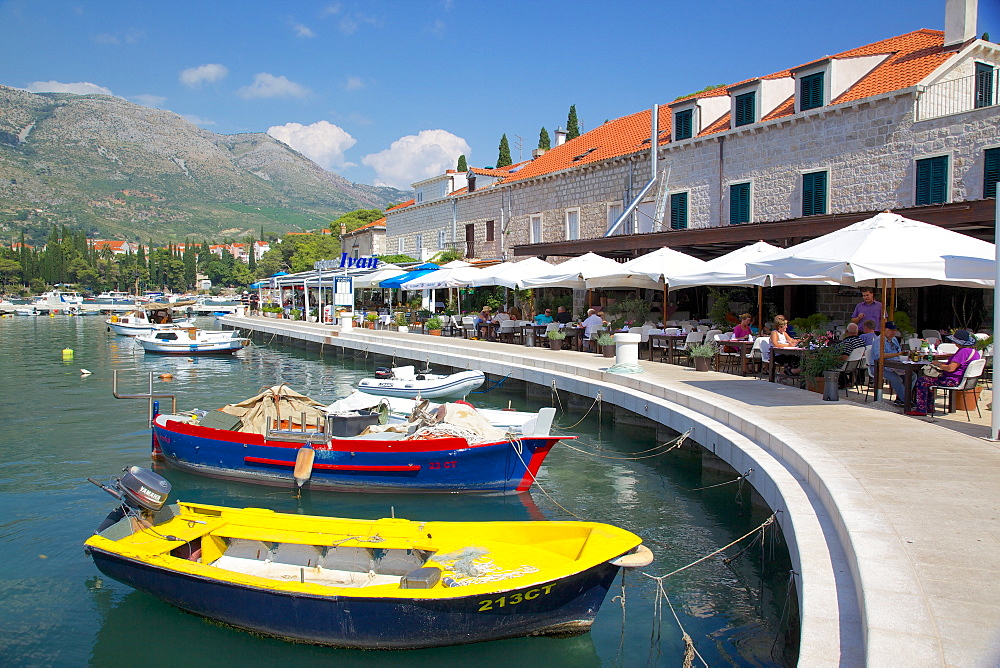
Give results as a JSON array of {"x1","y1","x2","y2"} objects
[
  {"x1": 461, "y1": 316, "x2": 477, "y2": 339},
  {"x1": 936, "y1": 342, "x2": 958, "y2": 355},
  {"x1": 922, "y1": 329, "x2": 942, "y2": 341},
  {"x1": 497, "y1": 319, "x2": 521, "y2": 344},
  {"x1": 704, "y1": 329, "x2": 722, "y2": 340},
  {"x1": 678, "y1": 331, "x2": 705, "y2": 365},
  {"x1": 496, "y1": 312, "x2": 511, "y2": 322},
  {"x1": 906, "y1": 337, "x2": 921, "y2": 351},
  {"x1": 713, "y1": 333, "x2": 739, "y2": 373},
  {"x1": 836, "y1": 346, "x2": 866, "y2": 397},
  {"x1": 747, "y1": 337, "x2": 767, "y2": 377},
  {"x1": 758, "y1": 338, "x2": 773, "y2": 378},
  {"x1": 929, "y1": 358, "x2": 987, "y2": 421}
]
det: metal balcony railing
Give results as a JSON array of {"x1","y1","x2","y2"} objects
[{"x1": 916, "y1": 71, "x2": 997, "y2": 121}]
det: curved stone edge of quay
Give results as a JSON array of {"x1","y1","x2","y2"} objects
[{"x1": 222, "y1": 316, "x2": 944, "y2": 666}]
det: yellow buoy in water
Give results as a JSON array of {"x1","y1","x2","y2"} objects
[
  {"x1": 62, "y1": 348, "x2": 74, "y2": 360},
  {"x1": 159, "y1": 372, "x2": 173, "y2": 380}
]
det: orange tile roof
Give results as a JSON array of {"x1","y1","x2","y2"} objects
[
  {"x1": 503, "y1": 29, "x2": 953, "y2": 184},
  {"x1": 345, "y1": 217, "x2": 386, "y2": 234},
  {"x1": 386, "y1": 199, "x2": 415, "y2": 212}
]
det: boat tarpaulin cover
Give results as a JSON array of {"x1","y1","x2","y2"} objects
[{"x1": 218, "y1": 384, "x2": 327, "y2": 435}]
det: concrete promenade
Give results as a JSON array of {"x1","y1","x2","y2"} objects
[{"x1": 224, "y1": 315, "x2": 1000, "y2": 667}]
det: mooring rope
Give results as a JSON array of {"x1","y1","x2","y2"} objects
[
  {"x1": 550, "y1": 379, "x2": 564, "y2": 413},
  {"x1": 470, "y1": 370, "x2": 512, "y2": 394},
  {"x1": 687, "y1": 467, "x2": 753, "y2": 491},
  {"x1": 556, "y1": 430, "x2": 692, "y2": 462},
  {"x1": 647, "y1": 577, "x2": 707, "y2": 668},
  {"x1": 643, "y1": 513, "x2": 776, "y2": 581},
  {"x1": 508, "y1": 435, "x2": 585, "y2": 520},
  {"x1": 562, "y1": 391, "x2": 602, "y2": 430}
]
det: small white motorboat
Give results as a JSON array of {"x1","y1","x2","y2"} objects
[
  {"x1": 135, "y1": 327, "x2": 248, "y2": 355},
  {"x1": 357, "y1": 366, "x2": 485, "y2": 399},
  {"x1": 106, "y1": 301, "x2": 195, "y2": 336}
]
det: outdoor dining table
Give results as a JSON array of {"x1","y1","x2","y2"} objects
[
  {"x1": 648, "y1": 333, "x2": 687, "y2": 364},
  {"x1": 882, "y1": 354, "x2": 949, "y2": 413},
  {"x1": 715, "y1": 338, "x2": 755, "y2": 376}
]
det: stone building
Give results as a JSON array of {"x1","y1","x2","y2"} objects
[{"x1": 385, "y1": 2, "x2": 999, "y2": 325}]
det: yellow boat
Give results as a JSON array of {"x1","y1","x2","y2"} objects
[{"x1": 84, "y1": 467, "x2": 652, "y2": 648}]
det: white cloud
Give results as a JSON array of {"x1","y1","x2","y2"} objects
[
  {"x1": 293, "y1": 22, "x2": 315, "y2": 38},
  {"x1": 131, "y1": 94, "x2": 166, "y2": 107},
  {"x1": 180, "y1": 63, "x2": 228, "y2": 88},
  {"x1": 344, "y1": 76, "x2": 364, "y2": 91},
  {"x1": 362, "y1": 130, "x2": 470, "y2": 189},
  {"x1": 321, "y1": 3, "x2": 342, "y2": 17},
  {"x1": 238, "y1": 73, "x2": 310, "y2": 99},
  {"x1": 94, "y1": 27, "x2": 144, "y2": 45},
  {"x1": 268, "y1": 121, "x2": 356, "y2": 170},
  {"x1": 338, "y1": 12, "x2": 379, "y2": 35},
  {"x1": 25, "y1": 80, "x2": 113, "y2": 96},
  {"x1": 181, "y1": 114, "x2": 216, "y2": 127},
  {"x1": 428, "y1": 19, "x2": 446, "y2": 37}
]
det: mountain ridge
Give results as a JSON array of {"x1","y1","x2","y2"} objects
[{"x1": 0, "y1": 85, "x2": 407, "y2": 244}]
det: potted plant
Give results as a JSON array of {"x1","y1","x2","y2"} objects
[
  {"x1": 689, "y1": 341, "x2": 717, "y2": 371},
  {"x1": 546, "y1": 328, "x2": 567, "y2": 351},
  {"x1": 394, "y1": 311, "x2": 409, "y2": 333},
  {"x1": 308, "y1": 308, "x2": 318, "y2": 323},
  {"x1": 800, "y1": 346, "x2": 843, "y2": 393},
  {"x1": 425, "y1": 316, "x2": 443, "y2": 336},
  {"x1": 365, "y1": 312, "x2": 378, "y2": 329},
  {"x1": 595, "y1": 332, "x2": 616, "y2": 358}
]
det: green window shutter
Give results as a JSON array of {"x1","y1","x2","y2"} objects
[
  {"x1": 674, "y1": 110, "x2": 693, "y2": 140},
  {"x1": 915, "y1": 156, "x2": 948, "y2": 206},
  {"x1": 985, "y1": 148, "x2": 1000, "y2": 198},
  {"x1": 735, "y1": 92, "x2": 756, "y2": 127},
  {"x1": 729, "y1": 183, "x2": 750, "y2": 225},
  {"x1": 800, "y1": 72, "x2": 824, "y2": 111},
  {"x1": 975, "y1": 63, "x2": 994, "y2": 109},
  {"x1": 669, "y1": 192, "x2": 688, "y2": 229},
  {"x1": 802, "y1": 171, "x2": 827, "y2": 216}
]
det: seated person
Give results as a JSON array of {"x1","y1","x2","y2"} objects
[
  {"x1": 554, "y1": 305, "x2": 573, "y2": 324},
  {"x1": 907, "y1": 329, "x2": 981, "y2": 416},
  {"x1": 770, "y1": 316, "x2": 801, "y2": 374},
  {"x1": 580, "y1": 308, "x2": 606, "y2": 352},
  {"x1": 731, "y1": 313, "x2": 753, "y2": 340},
  {"x1": 859, "y1": 319, "x2": 878, "y2": 347},
  {"x1": 476, "y1": 306, "x2": 494, "y2": 338},
  {"x1": 871, "y1": 321, "x2": 909, "y2": 407},
  {"x1": 836, "y1": 323, "x2": 866, "y2": 360},
  {"x1": 534, "y1": 308, "x2": 554, "y2": 324},
  {"x1": 508, "y1": 306, "x2": 522, "y2": 320}
]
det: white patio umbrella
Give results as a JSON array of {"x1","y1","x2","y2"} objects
[
  {"x1": 942, "y1": 255, "x2": 996, "y2": 283},
  {"x1": 352, "y1": 267, "x2": 406, "y2": 288},
  {"x1": 584, "y1": 246, "x2": 707, "y2": 290},
  {"x1": 520, "y1": 252, "x2": 623, "y2": 290},
  {"x1": 666, "y1": 241, "x2": 782, "y2": 291},
  {"x1": 470, "y1": 257, "x2": 554, "y2": 289},
  {"x1": 398, "y1": 261, "x2": 478, "y2": 290},
  {"x1": 744, "y1": 211, "x2": 996, "y2": 288}
]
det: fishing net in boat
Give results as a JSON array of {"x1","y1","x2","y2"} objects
[{"x1": 218, "y1": 384, "x2": 327, "y2": 435}]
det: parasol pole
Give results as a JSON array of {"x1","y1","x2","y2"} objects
[
  {"x1": 875, "y1": 280, "x2": 887, "y2": 402},
  {"x1": 757, "y1": 285, "x2": 764, "y2": 336},
  {"x1": 992, "y1": 196, "x2": 1000, "y2": 440},
  {"x1": 662, "y1": 286, "x2": 667, "y2": 326}
]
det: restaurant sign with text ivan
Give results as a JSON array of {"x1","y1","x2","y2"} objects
[{"x1": 314, "y1": 254, "x2": 380, "y2": 271}]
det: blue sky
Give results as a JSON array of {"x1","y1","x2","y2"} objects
[{"x1": 1, "y1": 0, "x2": 997, "y2": 190}]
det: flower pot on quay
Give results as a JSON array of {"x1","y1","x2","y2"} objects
[
  {"x1": 954, "y1": 386, "x2": 983, "y2": 411},
  {"x1": 602, "y1": 344, "x2": 615, "y2": 358},
  {"x1": 549, "y1": 339, "x2": 563, "y2": 351},
  {"x1": 693, "y1": 356, "x2": 712, "y2": 372},
  {"x1": 805, "y1": 376, "x2": 825, "y2": 393},
  {"x1": 429, "y1": 329, "x2": 442, "y2": 336}
]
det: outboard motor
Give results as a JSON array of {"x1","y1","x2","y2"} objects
[
  {"x1": 88, "y1": 466, "x2": 172, "y2": 534},
  {"x1": 374, "y1": 366, "x2": 394, "y2": 379}
]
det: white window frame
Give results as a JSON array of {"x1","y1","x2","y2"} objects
[
  {"x1": 415, "y1": 234, "x2": 423, "y2": 251},
  {"x1": 565, "y1": 207, "x2": 581, "y2": 241},
  {"x1": 397, "y1": 237, "x2": 405, "y2": 254},
  {"x1": 529, "y1": 214, "x2": 543, "y2": 244},
  {"x1": 437, "y1": 230, "x2": 446, "y2": 249},
  {"x1": 415, "y1": 191, "x2": 423, "y2": 204},
  {"x1": 606, "y1": 202, "x2": 623, "y2": 233}
]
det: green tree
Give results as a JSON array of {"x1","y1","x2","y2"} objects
[
  {"x1": 457, "y1": 154, "x2": 467, "y2": 171},
  {"x1": 496, "y1": 134, "x2": 512, "y2": 168},
  {"x1": 0, "y1": 258, "x2": 21, "y2": 290},
  {"x1": 538, "y1": 127, "x2": 551, "y2": 150},
  {"x1": 566, "y1": 105, "x2": 580, "y2": 140}
]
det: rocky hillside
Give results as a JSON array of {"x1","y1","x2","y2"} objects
[{"x1": 0, "y1": 85, "x2": 408, "y2": 243}]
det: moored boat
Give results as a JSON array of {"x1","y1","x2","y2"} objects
[
  {"x1": 358, "y1": 366, "x2": 486, "y2": 399},
  {"x1": 84, "y1": 466, "x2": 652, "y2": 649},
  {"x1": 152, "y1": 385, "x2": 563, "y2": 494},
  {"x1": 135, "y1": 327, "x2": 248, "y2": 354},
  {"x1": 106, "y1": 301, "x2": 195, "y2": 336}
]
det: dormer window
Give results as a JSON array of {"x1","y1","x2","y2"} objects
[
  {"x1": 468, "y1": 173, "x2": 477, "y2": 192},
  {"x1": 734, "y1": 92, "x2": 756, "y2": 127},
  {"x1": 674, "y1": 109, "x2": 693, "y2": 140},
  {"x1": 975, "y1": 63, "x2": 995, "y2": 109},
  {"x1": 799, "y1": 71, "x2": 825, "y2": 111}
]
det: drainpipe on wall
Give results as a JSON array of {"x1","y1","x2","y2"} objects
[
  {"x1": 605, "y1": 105, "x2": 659, "y2": 237},
  {"x1": 451, "y1": 198, "x2": 458, "y2": 257}
]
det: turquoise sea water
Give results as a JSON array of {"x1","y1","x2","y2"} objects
[{"x1": 0, "y1": 315, "x2": 796, "y2": 666}]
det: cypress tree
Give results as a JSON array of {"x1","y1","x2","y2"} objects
[
  {"x1": 496, "y1": 134, "x2": 512, "y2": 168},
  {"x1": 457, "y1": 154, "x2": 467, "y2": 171},
  {"x1": 538, "y1": 127, "x2": 551, "y2": 150},
  {"x1": 566, "y1": 105, "x2": 580, "y2": 140}
]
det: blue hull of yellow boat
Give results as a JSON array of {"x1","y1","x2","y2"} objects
[{"x1": 88, "y1": 546, "x2": 621, "y2": 648}]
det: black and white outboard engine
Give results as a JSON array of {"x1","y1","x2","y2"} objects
[
  {"x1": 88, "y1": 466, "x2": 171, "y2": 534},
  {"x1": 374, "y1": 366, "x2": 394, "y2": 379}
]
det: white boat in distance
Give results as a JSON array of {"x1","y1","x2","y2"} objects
[
  {"x1": 135, "y1": 327, "x2": 248, "y2": 355},
  {"x1": 106, "y1": 301, "x2": 195, "y2": 336},
  {"x1": 357, "y1": 366, "x2": 486, "y2": 399}
]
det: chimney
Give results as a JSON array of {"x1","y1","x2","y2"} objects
[
  {"x1": 554, "y1": 126, "x2": 567, "y2": 146},
  {"x1": 531, "y1": 148, "x2": 546, "y2": 159},
  {"x1": 944, "y1": 0, "x2": 977, "y2": 48}
]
